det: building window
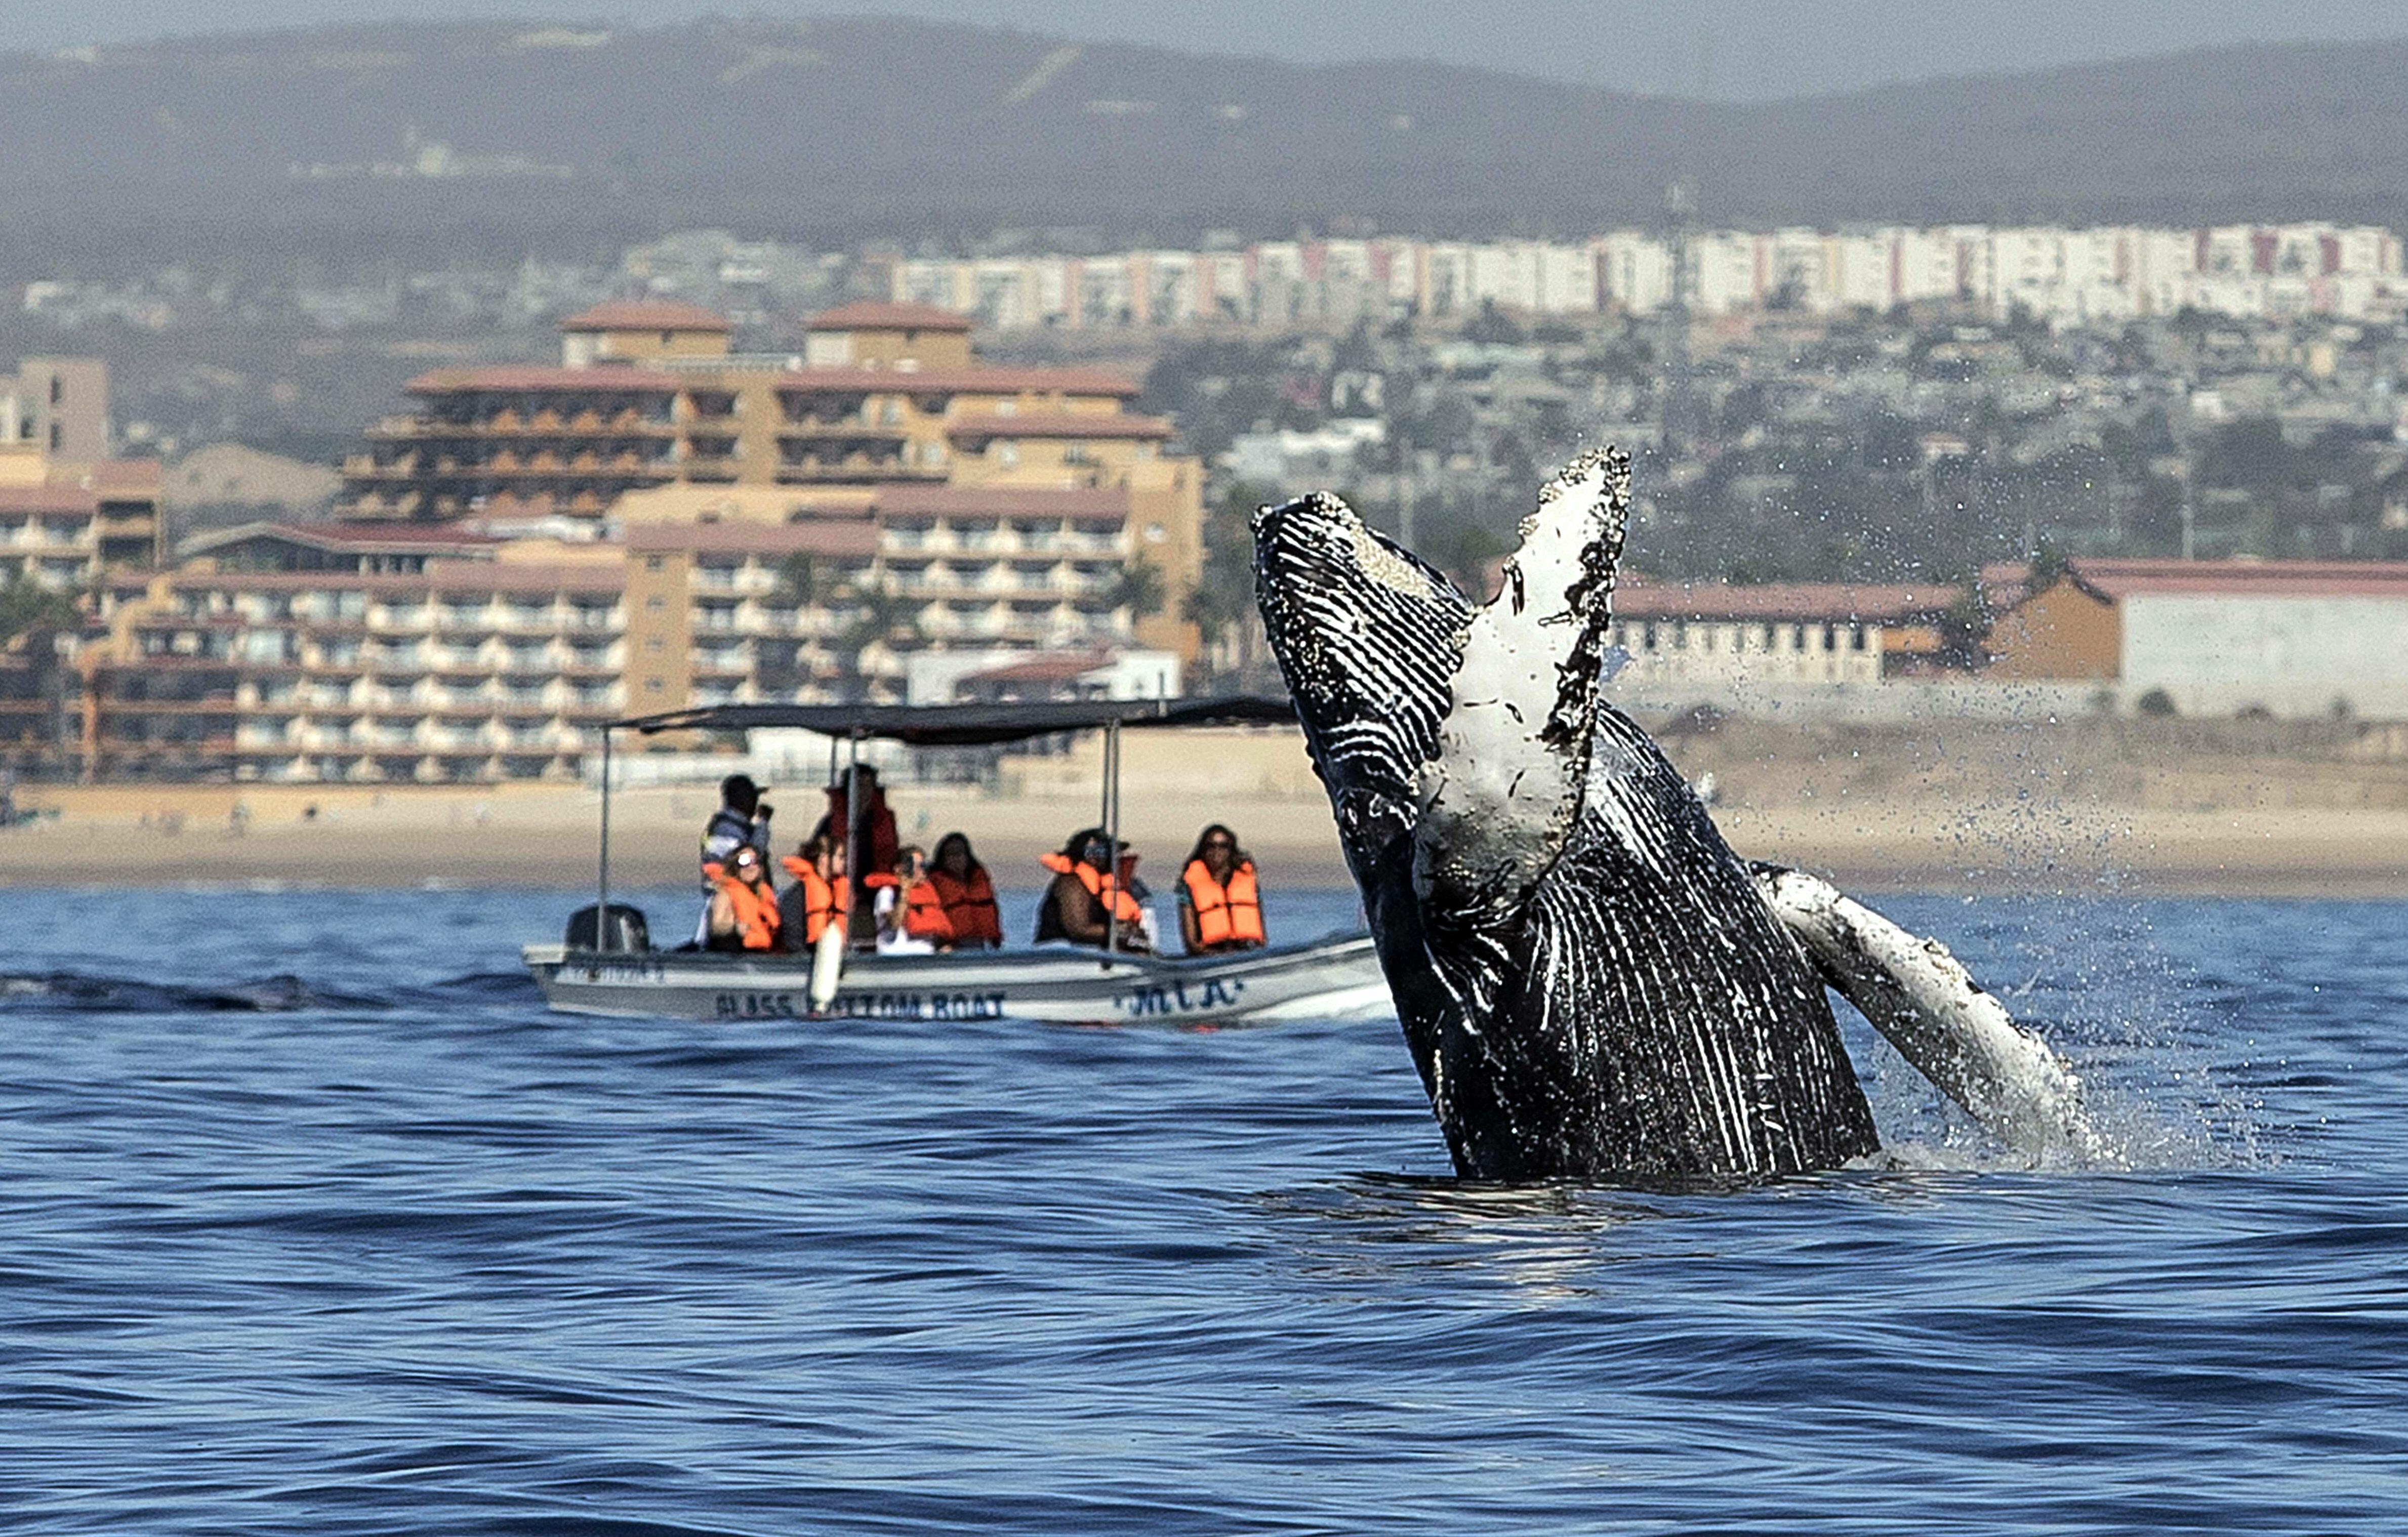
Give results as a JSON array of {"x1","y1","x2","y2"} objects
[
  {"x1": 646, "y1": 595, "x2": 666, "y2": 612},
  {"x1": 645, "y1": 555, "x2": 666, "y2": 572}
]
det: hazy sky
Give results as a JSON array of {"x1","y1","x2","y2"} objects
[{"x1": 12, "y1": 0, "x2": 2408, "y2": 101}]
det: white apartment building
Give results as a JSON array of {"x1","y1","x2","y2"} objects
[{"x1": 894, "y1": 222, "x2": 2406, "y2": 332}]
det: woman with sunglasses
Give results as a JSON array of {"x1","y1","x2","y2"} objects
[{"x1": 1178, "y1": 824, "x2": 1265, "y2": 956}]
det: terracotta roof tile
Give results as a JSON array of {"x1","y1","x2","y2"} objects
[
  {"x1": 560, "y1": 301, "x2": 733, "y2": 333},
  {"x1": 772, "y1": 366, "x2": 1139, "y2": 396},
  {"x1": 946, "y1": 413, "x2": 1171, "y2": 442},
  {"x1": 406, "y1": 365, "x2": 685, "y2": 393}
]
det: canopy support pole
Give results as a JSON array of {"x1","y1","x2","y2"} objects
[
  {"x1": 1102, "y1": 719, "x2": 1122, "y2": 957},
  {"x1": 846, "y1": 732, "x2": 865, "y2": 950},
  {"x1": 595, "y1": 725, "x2": 614, "y2": 953}
]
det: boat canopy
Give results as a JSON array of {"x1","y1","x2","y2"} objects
[{"x1": 609, "y1": 694, "x2": 1298, "y2": 747}]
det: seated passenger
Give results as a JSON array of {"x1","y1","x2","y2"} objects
[
  {"x1": 1036, "y1": 827, "x2": 1151, "y2": 952},
  {"x1": 872, "y1": 845, "x2": 954, "y2": 956},
  {"x1": 1117, "y1": 848, "x2": 1161, "y2": 952},
  {"x1": 778, "y1": 835, "x2": 849, "y2": 952},
  {"x1": 927, "y1": 832, "x2": 1004, "y2": 949},
  {"x1": 1179, "y1": 823, "x2": 1266, "y2": 956},
  {"x1": 696, "y1": 772, "x2": 774, "y2": 943},
  {"x1": 705, "y1": 844, "x2": 782, "y2": 954},
  {"x1": 815, "y1": 765, "x2": 900, "y2": 940}
]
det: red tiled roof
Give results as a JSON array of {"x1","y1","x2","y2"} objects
[
  {"x1": 138, "y1": 565, "x2": 624, "y2": 597},
  {"x1": 52, "y1": 459, "x2": 162, "y2": 492},
  {"x1": 406, "y1": 366, "x2": 684, "y2": 393},
  {"x1": 866, "y1": 484, "x2": 1130, "y2": 523},
  {"x1": 624, "y1": 521, "x2": 881, "y2": 558},
  {"x1": 808, "y1": 302, "x2": 974, "y2": 333},
  {"x1": 946, "y1": 413, "x2": 1172, "y2": 442},
  {"x1": 2053, "y1": 557, "x2": 2408, "y2": 600},
  {"x1": 0, "y1": 485, "x2": 104, "y2": 514},
  {"x1": 1613, "y1": 577, "x2": 1963, "y2": 625},
  {"x1": 209, "y1": 520, "x2": 501, "y2": 550},
  {"x1": 773, "y1": 367, "x2": 1140, "y2": 397},
  {"x1": 405, "y1": 363, "x2": 1139, "y2": 397},
  {"x1": 560, "y1": 301, "x2": 733, "y2": 333}
]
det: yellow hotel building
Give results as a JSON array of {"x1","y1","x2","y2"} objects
[{"x1": 339, "y1": 300, "x2": 1203, "y2": 657}]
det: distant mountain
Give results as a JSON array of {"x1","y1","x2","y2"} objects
[{"x1": 4, "y1": 18, "x2": 2405, "y2": 272}]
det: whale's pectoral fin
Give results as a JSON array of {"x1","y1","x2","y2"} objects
[
  {"x1": 1749, "y1": 863, "x2": 2109, "y2": 1163},
  {"x1": 1413, "y1": 448, "x2": 1631, "y2": 938}
]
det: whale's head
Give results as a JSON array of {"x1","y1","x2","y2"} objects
[
  {"x1": 1253, "y1": 452, "x2": 1632, "y2": 903},
  {"x1": 1249, "y1": 490, "x2": 1473, "y2": 880}
]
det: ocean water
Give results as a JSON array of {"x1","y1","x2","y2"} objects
[{"x1": 5, "y1": 884, "x2": 2406, "y2": 1534}]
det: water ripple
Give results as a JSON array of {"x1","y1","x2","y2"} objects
[{"x1": 2, "y1": 888, "x2": 2404, "y2": 1533}]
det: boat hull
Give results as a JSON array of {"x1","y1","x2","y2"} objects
[{"x1": 522, "y1": 932, "x2": 1395, "y2": 1026}]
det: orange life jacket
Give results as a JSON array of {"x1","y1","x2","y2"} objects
[
  {"x1": 717, "y1": 875, "x2": 782, "y2": 951},
  {"x1": 1183, "y1": 857, "x2": 1265, "y2": 947},
  {"x1": 780, "y1": 856, "x2": 849, "y2": 945},
  {"x1": 1039, "y1": 850, "x2": 1145, "y2": 924},
  {"x1": 927, "y1": 866, "x2": 1003, "y2": 946},
  {"x1": 901, "y1": 879, "x2": 953, "y2": 942}
]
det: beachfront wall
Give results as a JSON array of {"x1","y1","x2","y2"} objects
[
  {"x1": 2122, "y1": 593, "x2": 2408, "y2": 720},
  {"x1": 1987, "y1": 560, "x2": 2408, "y2": 720}
]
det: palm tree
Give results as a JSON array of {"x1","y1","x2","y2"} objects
[
  {"x1": 834, "y1": 579, "x2": 922, "y2": 702},
  {"x1": 0, "y1": 577, "x2": 88, "y2": 776},
  {"x1": 1107, "y1": 556, "x2": 1165, "y2": 629},
  {"x1": 1181, "y1": 482, "x2": 1268, "y2": 683}
]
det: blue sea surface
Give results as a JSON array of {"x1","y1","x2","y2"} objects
[{"x1": 4, "y1": 885, "x2": 2405, "y2": 1534}]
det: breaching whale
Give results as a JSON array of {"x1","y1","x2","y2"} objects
[{"x1": 1252, "y1": 447, "x2": 2096, "y2": 1184}]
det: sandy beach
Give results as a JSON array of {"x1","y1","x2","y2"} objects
[{"x1": 3, "y1": 719, "x2": 2406, "y2": 898}]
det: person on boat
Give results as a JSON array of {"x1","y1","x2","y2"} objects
[
  {"x1": 1178, "y1": 823, "x2": 1266, "y2": 957},
  {"x1": 927, "y1": 832, "x2": 1004, "y2": 950},
  {"x1": 700, "y1": 773, "x2": 774, "y2": 890},
  {"x1": 778, "y1": 835, "x2": 849, "y2": 951},
  {"x1": 705, "y1": 844, "x2": 782, "y2": 953},
  {"x1": 814, "y1": 765, "x2": 900, "y2": 939},
  {"x1": 1036, "y1": 827, "x2": 1150, "y2": 952},
  {"x1": 813, "y1": 766, "x2": 899, "y2": 875},
  {"x1": 869, "y1": 845, "x2": 954, "y2": 956},
  {"x1": 1117, "y1": 847, "x2": 1162, "y2": 952},
  {"x1": 697, "y1": 773, "x2": 776, "y2": 943}
]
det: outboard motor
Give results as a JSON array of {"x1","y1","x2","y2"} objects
[{"x1": 566, "y1": 902, "x2": 649, "y2": 953}]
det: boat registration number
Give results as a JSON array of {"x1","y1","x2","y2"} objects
[{"x1": 1118, "y1": 977, "x2": 1245, "y2": 1017}]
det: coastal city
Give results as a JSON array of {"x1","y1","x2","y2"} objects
[{"x1": 4, "y1": 217, "x2": 2408, "y2": 783}]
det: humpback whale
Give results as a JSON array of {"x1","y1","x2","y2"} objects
[{"x1": 1253, "y1": 447, "x2": 2095, "y2": 1184}]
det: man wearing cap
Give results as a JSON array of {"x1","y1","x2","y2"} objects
[{"x1": 696, "y1": 772, "x2": 774, "y2": 943}]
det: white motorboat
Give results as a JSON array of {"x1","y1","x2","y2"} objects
[
  {"x1": 524, "y1": 695, "x2": 1397, "y2": 1027},
  {"x1": 522, "y1": 930, "x2": 1393, "y2": 1025}
]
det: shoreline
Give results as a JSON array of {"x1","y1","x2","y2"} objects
[{"x1": 2, "y1": 783, "x2": 2404, "y2": 898}]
